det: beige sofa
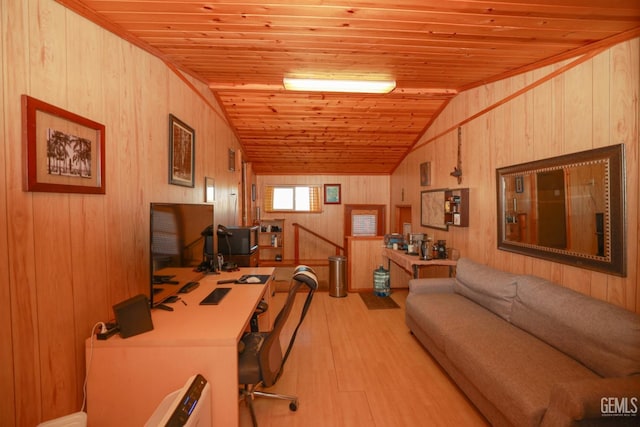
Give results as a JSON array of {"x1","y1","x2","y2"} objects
[{"x1": 405, "y1": 257, "x2": 640, "y2": 426}]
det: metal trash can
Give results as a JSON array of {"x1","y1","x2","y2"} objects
[{"x1": 328, "y1": 255, "x2": 347, "y2": 297}]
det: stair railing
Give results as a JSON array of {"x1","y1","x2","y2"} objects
[{"x1": 291, "y1": 223, "x2": 344, "y2": 265}]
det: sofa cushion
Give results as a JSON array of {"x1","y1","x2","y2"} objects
[
  {"x1": 511, "y1": 275, "x2": 640, "y2": 378},
  {"x1": 405, "y1": 292, "x2": 501, "y2": 352},
  {"x1": 445, "y1": 316, "x2": 598, "y2": 427},
  {"x1": 408, "y1": 277, "x2": 455, "y2": 295},
  {"x1": 453, "y1": 257, "x2": 518, "y2": 320}
]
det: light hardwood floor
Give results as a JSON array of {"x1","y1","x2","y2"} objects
[{"x1": 240, "y1": 290, "x2": 489, "y2": 427}]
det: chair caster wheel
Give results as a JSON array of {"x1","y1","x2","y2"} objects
[{"x1": 289, "y1": 401, "x2": 298, "y2": 411}]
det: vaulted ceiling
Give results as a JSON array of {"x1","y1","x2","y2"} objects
[{"x1": 57, "y1": 1, "x2": 640, "y2": 174}]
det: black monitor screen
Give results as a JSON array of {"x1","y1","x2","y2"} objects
[{"x1": 149, "y1": 203, "x2": 214, "y2": 307}]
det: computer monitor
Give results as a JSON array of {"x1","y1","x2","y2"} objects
[
  {"x1": 217, "y1": 225, "x2": 258, "y2": 255},
  {"x1": 149, "y1": 203, "x2": 214, "y2": 307}
]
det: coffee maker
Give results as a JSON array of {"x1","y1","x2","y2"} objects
[
  {"x1": 419, "y1": 236, "x2": 433, "y2": 260},
  {"x1": 436, "y1": 240, "x2": 447, "y2": 259},
  {"x1": 408, "y1": 233, "x2": 425, "y2": 255}
]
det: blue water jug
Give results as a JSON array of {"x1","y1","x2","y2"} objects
[{"x1": 373, "y1": 265, "x2": 390, "y2": 297}]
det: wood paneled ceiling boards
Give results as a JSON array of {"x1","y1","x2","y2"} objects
[{"x1": 57, "y1": 1, "x2": 640, "y2": 174}]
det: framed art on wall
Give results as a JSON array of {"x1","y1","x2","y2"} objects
[
  {"x1": 228, "y1": 148, "x2": 236, "y2": 171},
  {"x1": 420, "y1": 161, "x2": 431, "y2": 186},
  {"x1": 22, "y1": 94, "x2": 106, "y2": 194},
  {"x1": 324, "y1": 184, "x2": 341, "y2": 204},
  {"x1": 169, "y1": 114, "x2": 195, "y2": 187},
  {"x1": 515, "y1": 175, "x2": 524, "y2": 193}
]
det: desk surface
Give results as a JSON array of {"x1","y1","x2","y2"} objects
[
  {"x1": 119, "y1": 267, "x2": 273, "y2": 346},
  {"x1": 86, "y1": 267, "x2": 274, "y2": 427}
]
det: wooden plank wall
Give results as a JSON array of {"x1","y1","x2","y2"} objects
[
  {"x1": 0, "y1": 0, "x2": 244, "y2": 424},
  {"x1": 391, "y1": 38, "x2": 639, "y2": 314},
  {"x1": 346, "y1": 236, "x2": 387, "y2": 292}
]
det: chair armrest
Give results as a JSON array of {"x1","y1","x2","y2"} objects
[
  {"x1": 541, "y1": 376, "x2": 640, "y2": 426},
  {"x1": 408, "y1": 278, "x2": 455, "y2": 295}
]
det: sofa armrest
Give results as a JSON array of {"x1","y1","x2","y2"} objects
[
  {"x1": 541, "y1": 376, "x2": 640, "y2": 426},
  {"x1": 408, "y1": 278, "x2": 455, "y2": 295}
]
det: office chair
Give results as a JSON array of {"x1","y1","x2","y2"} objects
[
  {"x1": 238, "y1": 265, "x2": 318, "y2": 427},
  {"x1": 250, "y1": 299, "x2": 268, "y2": 332}
]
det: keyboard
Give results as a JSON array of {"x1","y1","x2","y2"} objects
[
  {"x1": 152, "y1": 274, "x2": 177, "y2": 284},
  {"x1": 199, "y1": 287, "x2": 231, "y2": 305}
]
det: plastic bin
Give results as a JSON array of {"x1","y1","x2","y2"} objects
[{"x1": 328, "y1": 255, "x2": 347, "y2": 297}]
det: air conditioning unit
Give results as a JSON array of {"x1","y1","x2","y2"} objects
[{"x1": 145, "y1": 374, "x2": 211, "y2": 427}]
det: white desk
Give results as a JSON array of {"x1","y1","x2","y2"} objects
[
  {"x1": 382, "y1": 247, "x2": 457, "y2": 278},
  {"x1": 85, "y1": 267, "x2": 274, "y2": 427}
]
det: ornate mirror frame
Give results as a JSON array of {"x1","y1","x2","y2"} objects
[{"x1": 496, "y1": 144, "x2": 626, "y2": 276}]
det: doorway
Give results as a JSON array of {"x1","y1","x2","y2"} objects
[
  {"x1": 537, "y1": 170, "x2": 567, "y2": 249},
  {"x1": 395, "y1": 205, "x2": 412, "y2": 235}
]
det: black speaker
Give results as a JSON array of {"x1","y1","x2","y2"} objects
[{"x1": 113, "y1": 294, "x2": 154, "y2": 338}]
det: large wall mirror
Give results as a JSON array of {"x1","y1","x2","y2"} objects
[{"x1": 496, "y1": 144, "x2": 626, "y2": 276}]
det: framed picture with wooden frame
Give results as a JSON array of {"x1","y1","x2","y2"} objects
[
  {"x1": 324, "y1": 184, "x2": 341, "y2": 204},
  {"x1": 22, "y1": 94, "x2": 106, "y2": 194},
  {"x1": 420, "y1": 161, "x2": 431, "y2": 186},
  {"x1": 228, "y1": 148, "x2": 236, "y2": 172},
  {"x1": 515, "y1": 175, "x2": 524, "y2": 193},
  {"x1": 169, "y1": 114, "x2": 195, "y2": 187}
]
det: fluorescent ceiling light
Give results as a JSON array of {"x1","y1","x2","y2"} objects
[{"x1": 283, "y1": 77, "x2": 396, "y2": 94}]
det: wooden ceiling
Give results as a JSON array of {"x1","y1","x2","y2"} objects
[{"x1": 57, "y1": 1, "x2": 640, "y2": 174}]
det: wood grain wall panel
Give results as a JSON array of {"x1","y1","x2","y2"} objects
[
  {"x1": 28, "y1": 1, "x2": 79, "y2": 415},
  {"x1": 103, "y1": 39, "x2": 140, "y2": 305},
  {"x1": 392, "y1": 38, "x2": 639, "y2": 314},
  {"x1": 33, "y1": 195, "x2": 77, "y2": 421},
  {"x1": 592, "y1": 49, "x2": 612, "y2": 150},
  {"x1": 2, "y1": 1, "x2": 245, "y2": 423},
  {"x1": 13, "y1": 0, "x2": 66, "y2": 424},
  {"x1": 564, "y1": 65, "x2": 593, "y2": 155},
  {"x1": 0, "y1": 1, "x2": 16, "y2": 425},
  {"x1": 2, "y1": 7, "x2": 29, "y2": 422},
  {"x1": 630, "y1": 40, "x2": 640, "y2": 313},
  {"x1": 346, "y1": 237, "x2": 386, "y2": 292},
  {"x1": 464, "y1": 118, "x2": 489, "y2": 265},
  {"x1": 611, "y1": 40, "x2": 639, "y2": 312},
  {"x1": 64, "y1": 11, "x2": 107, "y2": 412}
]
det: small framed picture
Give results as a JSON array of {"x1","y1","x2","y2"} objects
[
  {"x1": 515, "y1": 175, "x2": 524, "y2": 193},
  {"x1": 420, "y1": 162, "x2": 431, "y2": 186},
  {"x1": 22, "y1": 95, "x2": 106, "y2": 194},
  {"x1": 324, "y1": 184, "x2": 341, "y2": 204},
  {"x1": 169, "y1": 114, "x2": 195, "y2": 187},
  {"x1": 228, "y1": 148, "x2": 236, "y2": 171}
]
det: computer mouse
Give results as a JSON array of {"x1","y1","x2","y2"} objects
[{"x1": 246, "y1": 276, "x2": 261, "y2": 283}]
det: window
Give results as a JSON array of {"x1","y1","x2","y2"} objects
[{"x1": 264, "y1": 185, "x2": 322, "y2": 213}]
